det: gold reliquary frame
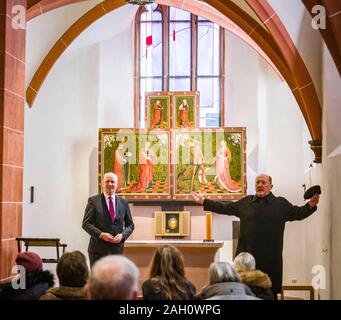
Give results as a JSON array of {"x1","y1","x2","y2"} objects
[{"x1": 155, "y1": 211, "x2": 190, "y2": 237}]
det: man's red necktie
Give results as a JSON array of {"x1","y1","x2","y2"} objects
[{"x1": 108, "y1": 196, "x2": 115, "y2": 222}]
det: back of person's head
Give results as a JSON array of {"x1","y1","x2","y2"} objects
[
  {"x1": 57, "y1": 251, "x2": 89, "y2": 287},
  {"x1": 16, "y1": 252, "x2": 43, "y2": 273},
  {"x1": 150, "y1": 245, "x2": 185, "y2": 279},
  {"x1": 233, "y1": 252, "x2": 256, "y2": 273},
  {"x1": 86, "y1": 255, "x2": 138, "y2": 300},
  {"x1": 208, "y1": 261, "x2": 241, "y2": 285},
  {"x1": 149, "y1": 245, "x2": 194, "y2": 300},
  {"x1": 11, "y1": 251, "x2": 55, "y2": 299}
]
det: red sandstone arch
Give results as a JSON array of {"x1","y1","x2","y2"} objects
[
  {"x1": 302, "y1": 0, "x2": 341, "y2": 77},
  {"x1": 26, "y1": 0, "x2": 126, "y2": 107},
  {"x1": 245, "y1": 0, "x2": 323, "y2": 160},
  {"x1": 26, "y1": 0, "x2": 289, "y2": 108},
  {"x1": 26, "y1": 0, "x2": 323, "y2": 160},
  {"x1": 204, "y1": 0, "x2": 322, "y2": 161},
  {"x1": 27, "y1": 0, "x2": 340, "y2": 82},
  {"x1": 245, "y1": 0, "x2": 322, "y2": 119}
]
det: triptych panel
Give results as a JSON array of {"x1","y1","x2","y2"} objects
[{"x1": 98, "y1": 127, "x2": 246, "y2": 201}]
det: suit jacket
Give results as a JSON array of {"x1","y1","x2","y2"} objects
[{"x1": 82, "y1": 193, "x2": 134, "y2": 255}]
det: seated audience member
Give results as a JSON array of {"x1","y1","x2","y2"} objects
[
  {"x1": 142, "y1": 245, "x2": 196, "y2": 300},
  {"x1": 0, "y1": 252, "x2": 54, "y2": 300},
  {"x1": 85, "y1": 255, "x2": 138, "y2": 300},
  {"x1": 195, "y1": 261, "x2": 259, "y2": 300},
  {"x1": 40, "y1": 251, "x2": 89, "y2": 300},
  {"x1": 234, "y1": 252, "x2": 274, "y2": 300}
]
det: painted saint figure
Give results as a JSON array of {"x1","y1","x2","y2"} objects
[
  {"x1": 214, "y1": 140, "x2": 241, "y2": 192},
  {"x1": 150, "y1": 100, "x2": 162, "y2": 128},
  {"x1": 177, "y1": 138, "x2": 207, "y2": 192},
  {"x1": 113, "y1": 137, "x2": 131, "y2": 190},
  {"x1": 178, "y1": 99, "x2": 192, "y2": 127},
  {"x1": 133, "y1": 141, "x2": 157, "y2": 192}
]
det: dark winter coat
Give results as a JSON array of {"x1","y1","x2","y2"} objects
[
  {"x1": 0, "y1": 270, "x2": 54, "y2": 300},
  {"x1": 204, "y1": 193, "x2": 317, "y2": 295}
]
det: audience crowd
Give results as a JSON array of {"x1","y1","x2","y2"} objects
[{"x1": 0, "y1": 246, "x2": 275, "y2": 300}]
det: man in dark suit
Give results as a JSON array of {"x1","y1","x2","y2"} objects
[
  {"x1": 191, "y1": 174, "x2": 320, "y2": 298},
  {"x1": 82, "y1": 172, "x2": 134, "y2": 266}
]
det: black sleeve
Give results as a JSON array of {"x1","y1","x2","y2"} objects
[
  {"x1": 121, "y1": 200, "x2": 134, "y2": 241},
  {"x1": 203, "y1": 198, "x2": 241, "y2": 218},
  {"x1": 282, "y1": 197, "x2": 317, "y2": 222},
  {"x1": 82, "y1": 198, "x2": 102, "y2": 239}
]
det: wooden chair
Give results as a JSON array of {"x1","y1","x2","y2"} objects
[{"x1": 15, "y1": 237, "x2": 67, "y2": 263}]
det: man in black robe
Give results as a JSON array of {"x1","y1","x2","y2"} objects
[{"x1": 190, "y1": 174, "x2": 320, "y2": 298}]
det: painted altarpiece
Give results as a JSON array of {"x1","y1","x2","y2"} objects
[{"x1": 99, "y1": 128, "x2": 246, "y2": 201}]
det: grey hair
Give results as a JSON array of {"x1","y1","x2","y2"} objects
[
  {"x1": 208, "y1": 261, "x2": 241, "y2": 285},
  {"x1": 88, "y1": 255, "x2": 139, "y2": 300},
  {"x1": 256, "y1": 174, "x2": 272, "y2": 184},
  {"x1": 103, "y1": 172, "x2": 118, "y2": 181},
  {"x1": 233, "y1": 252, "x2": 256, "y2": 272}
]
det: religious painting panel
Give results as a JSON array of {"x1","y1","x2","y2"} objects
[
  {"x1": 172, "y1": 127, "x2": 246, "y2": 200},
  {"x1": 173, "y1": 91, "x2": 199, "y2": 128},
  {"x1": 99, "y1": 128, "x2": 171, "y2": 200},
  {"x1": 145, "y1": 92, "x2": 172, "y2": 129}
]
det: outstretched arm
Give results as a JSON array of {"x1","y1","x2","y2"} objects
[
  {"x1": 285, "y1": 194, "x2": 320, "y2": 221},
  {"x1": 190, "y1": 192, "x2": 240, "y2": 217}
]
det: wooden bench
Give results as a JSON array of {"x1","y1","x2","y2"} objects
[{"x1": 15, "y1": 237, "x2": 67, "y2": 263}]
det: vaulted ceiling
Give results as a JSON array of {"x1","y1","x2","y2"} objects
[{"x1": 25, "y1": 0, "x2": 341, "y2": 162}]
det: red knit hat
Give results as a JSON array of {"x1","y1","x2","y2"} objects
[{"x1": 16, "y1": 252, "x2": 43, "y2": 272}]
